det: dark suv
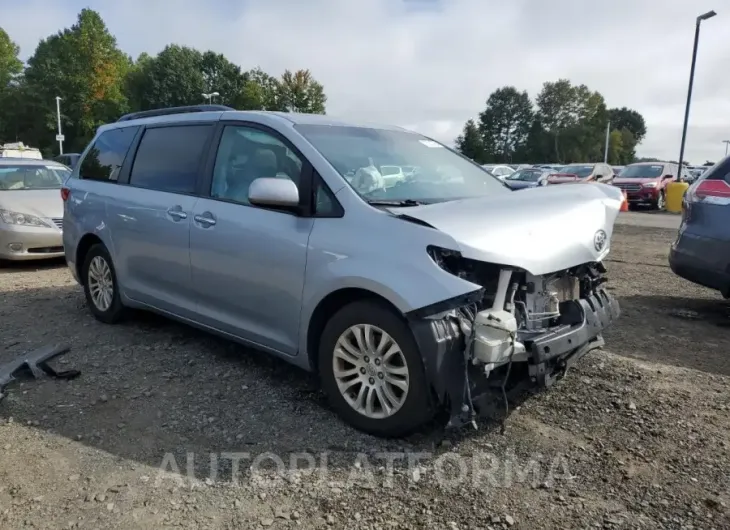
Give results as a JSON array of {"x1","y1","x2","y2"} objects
[{"x1": 669, "y1": 156, "x2": 730, "y2": 297}]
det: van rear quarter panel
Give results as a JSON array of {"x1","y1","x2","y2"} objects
[{"x1": 63, "y1": 179, "x2": 117, "y2": 277}]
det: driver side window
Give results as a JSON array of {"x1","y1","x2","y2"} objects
[{"x1": 210, "y1": 125, "x2": 303, "y2": 206}]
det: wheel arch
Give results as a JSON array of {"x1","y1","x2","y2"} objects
[
  {"x1": 75, "y1": 233, "x2": 106, "y2": 284},
  {"x1": 305, "y1": 287, "x2": 404, "y2": 373}
]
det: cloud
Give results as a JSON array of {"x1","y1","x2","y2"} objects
[{"x1": 3, "y1": 0, "x2": 729, "y2": 163}]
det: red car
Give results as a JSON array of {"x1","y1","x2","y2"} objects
[{"x1": 612, "y1": 162, "x2": 679, "y2": 210}]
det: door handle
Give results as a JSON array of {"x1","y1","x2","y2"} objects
[
  {"x1": 166, "y1": 207, "x2": 187, "y2": 220},
  {"x1": 194, "y1": 214, "x2": 216, "y2": 227}
]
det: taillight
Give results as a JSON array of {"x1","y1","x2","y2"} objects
[
  {"x1": 61, "y1": 187, "x2": 70, "y2": 201},
  {"x1": 694, "y1": 179, "x2": 730, "y2": 200}
]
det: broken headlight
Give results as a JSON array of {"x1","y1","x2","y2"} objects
[{"x1": 427, "y1": 245, "x2": 463, "y2": 275}]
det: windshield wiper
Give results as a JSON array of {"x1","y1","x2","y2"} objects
[{"x1": 366, "y1": 199, "x2": 424, "y2": 207}]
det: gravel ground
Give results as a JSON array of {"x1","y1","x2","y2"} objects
[{"x1": 1, "y1": 222, "x2": 729, "y2": 529}]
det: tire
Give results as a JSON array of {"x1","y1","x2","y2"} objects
[
  {"x1": 655, "y1": 191, "x2": 666, "y2": 211},
  {"x1": 81, "y1": 243, "x2": 125, "y2": 324},
  {"x1": 318, "y1": 300, "x2": 434, "y2": 437}
]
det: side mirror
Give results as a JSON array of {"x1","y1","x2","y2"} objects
[
  {"x1": 663, "y1": 174, "x2": 674, "y2": 180},
  {"x1": 595, "y1": 174, "x2": 603, "y2": 179},
  {"x1": 248, "y1": 177, "x2": 299, "y2": 207}
]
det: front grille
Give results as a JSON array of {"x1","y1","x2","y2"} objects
[
  {"x1": 614, "y1": 183, "x2": 642, "y2": 192},
  {"x1": 51, "y1": 218, "x2": 63, "y2": 230}
]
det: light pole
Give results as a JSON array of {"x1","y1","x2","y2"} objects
[
  {"x1": 723, "y1": 140, "x2": 730, "y2": 157},
  {"x1": 202, "y1": 91, "x2": 220, "y2": 104},
  {"x1": 603, "y1": 121, "x2": 611, "y2": 163},
  {"x1": 677, "y1": 10, "x2": 717, "y2": 176},
  {"x1": 55, "y1": 96, "x2": 64, "y2": 155}
]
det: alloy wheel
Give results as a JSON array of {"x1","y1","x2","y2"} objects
[
  {"x1": 332, "y1": 324, "x2": 410, "y2": 419},
  {"x1": 87, "y1": 256, "x2": 114, "y2": 312}
]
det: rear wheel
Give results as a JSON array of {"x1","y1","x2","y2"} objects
[
  {"x1": 81, "y1": 244, "x2": 125, "y2": 324},
  {"x1": 318, "y1": 300, "x2": 433, "y2": 437}
]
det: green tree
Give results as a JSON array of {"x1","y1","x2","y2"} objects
[
  {"x1": 23, "y1": 9, "x2": 130, "y2": 152},
  {"x1": 520, "y1": 118, "x2": 550, "y2": 162},
  {"x1": 535, "y1": 80, "x2": 612, "y2": 163},
  {"x1": 0, "y1": 28, "x2": 25, "y2": 143},
  {"x1": 608, "y1": 107, "x2": 646, "y2": 143},
  {"x1": 477, "y1": 86, "x2": 533, "y2": 163},
  {"x1": 536, "y1": 79, "x2": 579, "y2": 162},
  {"x1": 127, "y1": 45, "x2": 206, "y2": 110},
  {"x1": 455, "y1": 119, "x2": 485, "y2": 162},
  {"x1": 200, "y1": 51, "x2": 246, "y2": 107},
  {"x1": 278, "y1": 69, "x2": 326, "y2": 114},
  {"x1": 0, "y1": 28, "x2": 23, "y2": 89},
  {"x1": 606, "y1": 130, "x2": 623, "y2": 164},
  {"x1": 238, "y1": 67, "x2": 284, "y2": 110}
]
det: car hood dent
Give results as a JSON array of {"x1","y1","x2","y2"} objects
[
  {"x1": 389, "y1": 183, "x2": 623, "y2": 275},
  {"x1": 0, "y1": 189, "x2": 63, "y2": 219}
]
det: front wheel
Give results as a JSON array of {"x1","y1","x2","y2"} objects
[
  {"x1": 81, "y1": 243, "x2": 126, "y2": 324},
  {"x1": 655, "y1": 190, "x2": 666, "y2": 211},
  {"x1": 318, "y1": 300, "x2": 434, "y2": 437}
]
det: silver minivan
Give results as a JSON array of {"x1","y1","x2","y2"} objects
[{"x1": 63, "y1": 106, "x2": 622, "y2": 437}]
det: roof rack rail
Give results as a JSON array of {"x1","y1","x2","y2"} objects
[{"x1": 117, "y1": 104, "x2": 234, "y2": 122}]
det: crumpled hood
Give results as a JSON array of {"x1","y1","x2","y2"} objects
[
  {"x1": 0, "y1": 189, "x2": 63, "y2": 220},
  {"x1": 391, "y1": 183, "x2": 623, "y2": 276}
]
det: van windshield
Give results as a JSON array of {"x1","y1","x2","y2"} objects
[
  {"x1": 0, "y1": 165, "x2": 70, "y2": 190},
  {"x1": 295, "y1": 124, "x2": 508, "y2": 204}
]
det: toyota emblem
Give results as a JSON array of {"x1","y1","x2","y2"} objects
[{"x1": 594, "y1": 230, "x2": 607, "y2": 252}]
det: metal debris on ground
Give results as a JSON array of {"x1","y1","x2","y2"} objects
[{"x1": 0, "y1": 344, "x2": 78, "y2": 401}]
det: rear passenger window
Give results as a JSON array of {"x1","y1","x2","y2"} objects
[
  {"x1": 79, "y1": 126, "x2": 139, "y2": 181},
  {"x1": 129, "y1": 125, "x2": 212, "y2": 194}
]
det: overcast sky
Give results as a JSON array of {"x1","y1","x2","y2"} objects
[{"x1": 3, "y1": 0, "x2": 729, "y2": 163}]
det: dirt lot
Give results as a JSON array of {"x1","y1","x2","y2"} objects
[{"x1": 1, "y1": 222, "x2": 729, "y2": 530}]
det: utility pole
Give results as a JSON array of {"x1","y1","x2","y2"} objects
[
  {"x1": 677, "y1": 10, "x2": 717, "y2": 177},
  {"x1": 723, "y1": 140, "x2": 730, "y2": 157},
  {"x1": 55, "y1": 96, "x2": 64, "y2": 155},
  {"x1": 603, "y1": 121, "x2": 610, "y2": 163}
]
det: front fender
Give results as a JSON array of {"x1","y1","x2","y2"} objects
[{"x1": 298, "y1": 214, "x2": 482, "y2": 361}]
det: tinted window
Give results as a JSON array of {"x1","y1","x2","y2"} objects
[
  {"x1": 129, "y1": 125, "x2": 212, "y2": 194},
  {"x1": 313, "y1": 174, "x2": 342, "y2": 217},
  {"x1": 210, "y1": 125, "x2": 303, "y2": 206},
  {"x1": 79, "y1": 126, "x2": 139, "y2": 181}
]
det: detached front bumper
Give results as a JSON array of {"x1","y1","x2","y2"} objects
[{"x1": 409, "y1": 288, "x2": 620, "y2": 428}]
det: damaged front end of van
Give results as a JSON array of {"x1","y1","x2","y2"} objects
[{"x1": 393, "y1": 184, "x2": 623, "y2": 428}]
